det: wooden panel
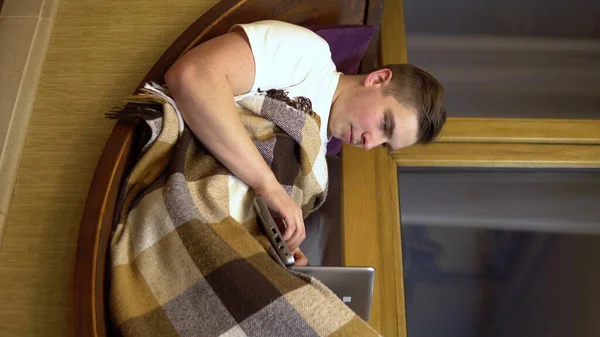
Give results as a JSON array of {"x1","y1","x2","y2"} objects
[
  {"x1": 379, "y1": 0, "x2": 407, "y2": 65},
  {"x1": 438, "y1": 118, "x2": 600, "y2": 144},
  {"x1": 360, "y1": 0, "x2": 383, "y2": 71},
  {"x1": 393, "y1": 143, "x2": 600, "y2": 168},
  {"x1": 342, "y1": 1, "x2": 408, "y2": 336},
  {"x1": 341, "y1": 146, "x2": 406, "y2": 336}
]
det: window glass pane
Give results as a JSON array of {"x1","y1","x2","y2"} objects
[
  {"x1": 403, "y1": 0, "x2": 600, "y2": 119},
  {"x1": 399, "y1": 168, "x2": 600, "y2": 337}
]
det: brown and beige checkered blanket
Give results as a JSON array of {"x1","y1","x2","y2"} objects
[{"x1": 107, "y1": 82, "x2": 380, "y2": 336}]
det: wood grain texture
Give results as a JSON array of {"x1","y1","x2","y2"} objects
[
  {"x1": 341, "y1": 147, "x2": 406, "y2": 336},
  {"x1": 341, "y1": 0, "x2": 408, "y2": 336},
  {"x1": 438, "y1": 118, "x2": 600, "y2": 144},
  {"x1": 0, "y1": 1, "x2": 218, "y2": 336},
  {"x1": 379, "y1": 0, "x2": 407, "y2": 65},
  {"x1": 393, "y1": 143, "x2": 600, "y2": 168}
]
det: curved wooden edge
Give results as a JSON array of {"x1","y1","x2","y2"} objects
[
  {"x1": 75, "y1": 1, "x2": 377, "y2": 336},
  {"x1": 74, "y1": 120, "x2": 136, "y2": 337}
]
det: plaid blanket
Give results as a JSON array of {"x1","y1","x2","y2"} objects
[{"x1": 107, "y1": 82, "x2": 380, "y2": 337}]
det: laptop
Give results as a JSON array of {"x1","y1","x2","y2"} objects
[
  {"x1": 253, "y1": 196, "x2": 376, "y2": 321},
  {"x1": 289, "y1": 265, "x2": 375, "y2": 321}
]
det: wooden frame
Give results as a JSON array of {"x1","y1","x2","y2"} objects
[
  {"x1": 438, "y1": 118, "x2": 600, "y2": 144},
  {"x1": 341, "y1": 2, "x2": 600, "y2": 337},
  {"x1": 74, "y1": 1, "x2": 383, "y2": 336},
  {"x1": 393, "y1": 143, "x2": 600, "y2": 168}
]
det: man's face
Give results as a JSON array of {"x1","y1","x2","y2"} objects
[{"x1": 329, "y1": 70, "x2": 419, "y2": 151}]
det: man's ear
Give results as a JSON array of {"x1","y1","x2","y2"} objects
[{"x1": 363, "y1": 68, "x2": 393, "y2": 87}]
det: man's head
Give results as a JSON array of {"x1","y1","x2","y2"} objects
[{"x1": 329, "y1": 64, "x2": 446, "y2": 151}]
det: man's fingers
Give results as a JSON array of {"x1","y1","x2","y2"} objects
[
  {"x1": 286, "y1": 226, "x2": 299, "y2": 251},
  {"x1": 293, "y1": 249, "x2": 308, "y2": 266},
  {"x1": 287, "y1": 230, "x2": 299, "y2": 251},
  {"x1": 282, "y1": 216, "x2": 295, "y2": 241},
  {"x1": 286, "y1": 216, "x2": 305, "y2": 251}
]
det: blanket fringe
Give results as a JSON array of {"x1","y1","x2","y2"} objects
[
  {"x1": 106, "y1": 103, "x2": 163, "y2": 121},
  {"x1": 106, "y1": 82, "x2": 185, "y2": 135},
  {"x1": 106, "y1": 93, "x2": 165, "y2": 121}
]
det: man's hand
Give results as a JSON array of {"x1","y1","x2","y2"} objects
[
  {"x1": 292, "y1": 248, "x2": 308, "y2": 266},
  {"x1": 255, "y1": 176, "x2": 306, "y2": 252}
]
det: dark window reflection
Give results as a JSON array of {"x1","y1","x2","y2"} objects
[{"x1": 399, "y1": 168, "x2": 600, "y2": 337}]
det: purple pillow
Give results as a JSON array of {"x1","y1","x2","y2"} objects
[
  {"x1": 309, "y1": 25, "x2": 378, "y2": 75},
  {"x1": 307, "y1": 25, "x2": 378, "y2": 155}
]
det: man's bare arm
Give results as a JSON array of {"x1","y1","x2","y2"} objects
[{"x1": 165, "y1": 30, "x2": 306, "y2": 251}]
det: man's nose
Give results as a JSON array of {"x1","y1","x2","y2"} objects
[{"x1": 362, "y1": 132, "x2": 385, "y2": 151}]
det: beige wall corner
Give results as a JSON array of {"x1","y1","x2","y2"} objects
[{"x1": 0, "y1": 0, "x2": 61, "y2": 245}]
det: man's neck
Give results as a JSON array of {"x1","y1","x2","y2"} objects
[
  {"x1": 328, "y1": 74, "x2": 357, "y2": 139},
  {"x1": 332, "y1": 74, "x2": 349, "y2": 103}
]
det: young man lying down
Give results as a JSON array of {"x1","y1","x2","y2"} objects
[{"x1": 165, "y1": 20, "x2": 446, "y2": 263}]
